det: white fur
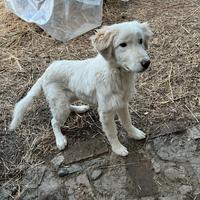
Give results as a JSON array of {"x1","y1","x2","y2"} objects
[{"x1": 10, "y1": 21, "x2": 153, "y2": 156}]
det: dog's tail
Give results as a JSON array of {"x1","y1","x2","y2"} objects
[{"x1": 9, "y1": 77, "x2": 43, "y2": 130}]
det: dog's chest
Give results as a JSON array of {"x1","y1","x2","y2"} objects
[
  {"x1": 96, "y1": 70, "x2": 135, "y2": 110},
  {"x1": 110, "y1": 71, "x2": 134, "y2": 100}
]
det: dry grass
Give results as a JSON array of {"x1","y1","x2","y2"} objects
[{"x1": 0, "y1": 0, "x2": 199, "y2": 192}]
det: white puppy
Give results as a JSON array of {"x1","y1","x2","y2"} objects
[{"x1": 10, "y1": 21, "x2": 153, "y2": 156}]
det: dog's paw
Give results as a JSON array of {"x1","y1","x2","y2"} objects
[
  {"x1": 112, "y1": 145, "x2": 129, "y2": 156},
  {"x1": 128, "y1": 126, "x2": 146, "y2": 140},
  {"x1": 56, "y1": 135, "x2": 67, "y2": 150},
  {"x1": 70, "y1": 105, "x2": 90, "y2": 114},
  {"x1": 77, "y1": 105, "x2": 90, "y2": 113}
]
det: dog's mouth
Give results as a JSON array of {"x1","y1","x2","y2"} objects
[
  {"x1": 119, "y1": 62, "x2": 150, "y2": 73},
  {"x1": 116, "y1": 63, "x2": 132, "y2": 72},
  {"x1": 121, "y1": 65, "x2": 148, "y2": 73},
  {"x1": 121, "y1": 65, "x2": 131, "y2": 72}
]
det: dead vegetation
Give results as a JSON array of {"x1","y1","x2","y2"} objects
[{"x1": 0, "y1": 0, "x2": 199, "y2": 193}]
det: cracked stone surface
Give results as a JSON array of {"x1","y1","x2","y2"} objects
[
  {"x1": 187, "y1": 124, "x2": 200, "y2": 140},
  {"x1": 51, "y1": 155, "x2": 65, "y2": 168},
  {"x1": 90, "y1": 169, "x2": 103, "y2": 180},
  {"x1": 178, "y1": 185, "x2": 193, "y2": 195},
  {"x1": 158, "y1": 196, "x2": 186, "y2": 200},
  {"x1": 5, "y1": 124, "x2": 200, "y2": 199},
  {"x1": 164, "y1": 166, "x2": 187, "y2": 181}
]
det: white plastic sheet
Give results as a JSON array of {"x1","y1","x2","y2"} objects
[{"x1": 5, "y1": 0, "x2": 103, "y2": 41}]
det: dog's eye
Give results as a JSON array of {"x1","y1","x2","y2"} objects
[
  {"x1": 139, "y1": 38, "x2": 143, "y2": 44},
  {"x1": 119, "y1": 43, "x2": 127, "y2": 47}
]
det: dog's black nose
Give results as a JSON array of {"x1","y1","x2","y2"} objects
[{"x1": 141, "y1": 59, "x2": 150, "y2": 69}]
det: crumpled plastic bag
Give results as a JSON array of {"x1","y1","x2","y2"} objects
[{"x1": 5, "y1": 0, "x2": 103, "y2": 41}]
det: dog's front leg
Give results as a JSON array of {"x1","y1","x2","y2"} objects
[
  {"x1": 117, "y1": 104, "x2": 146, "y2": 140},
  {"x1": 99, "y1": 111, "x2": 128, "y2": 156}
]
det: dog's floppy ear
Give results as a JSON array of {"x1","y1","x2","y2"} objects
[
  {"x1": 141, "y1": 22, "x2": 153, "y2": 49},
  {"x1": 91, "y1": 26, "x2": 116, "y2": 60}
]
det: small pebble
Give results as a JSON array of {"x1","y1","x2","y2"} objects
[
  {"x1": 151, "y1": 159, "x2": 161, "y2": 174},
  {"x1": 58, "y1": 164, "x2": 82, "y2": 177},
  {"x1": 51, "y1": 155, "x2": 64, "y2": 168},
  {"x1": 194, "y1": 187, "x2": 200, "y2": 195},
  {"x1": 179, "y1": 185, "x2": 192, "y2": 195},
  {"x1": 188, "y1": 125, "x2": 200, "y2": 140},
  {"x1": 164, "y1": 166, "x2": 186, "y2": 180},
  {"x1": 91, "y1": 169, "x2": 102, "y2": 181},
  {"x1": 58, "y1": 168, "x2": 69, "y2": 177}
]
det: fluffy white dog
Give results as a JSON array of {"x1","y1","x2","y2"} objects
[{"x1": 10, "y1": 21, "x2": 153, "y2": 156}]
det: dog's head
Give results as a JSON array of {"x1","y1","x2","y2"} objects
[{"x1": 91, "y1": 21, "x2": 153, "y2": 73}]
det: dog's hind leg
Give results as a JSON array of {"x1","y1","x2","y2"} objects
[
  {"x1": 70, "y1": 105, "x2": 90, "y2": 114},
  {"x1": 44, "y1": 84, "x2": 70, "y2": 150}
]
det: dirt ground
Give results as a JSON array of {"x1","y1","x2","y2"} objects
[{"x1": 0, "y1": 0, "x2": 200, "y2": 199}]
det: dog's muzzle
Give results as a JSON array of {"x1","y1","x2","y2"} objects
[{"x1": 140, "y1": 59, "x2": 151, "y2": 70}]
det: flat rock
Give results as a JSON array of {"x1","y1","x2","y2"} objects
[
  {"x1": 194, "y1": 187, "x2": 200, "y2": 195},
  {"x1": 93, "y1": 163, "x2": 128, "y2": 198},
  {"x1": 155, "y1": 135, "x2": 196, "y2": 162},
  {"x1": 188, "y1": 125, "x2": 200, "y2": 140},
  {"x1": 51, "y1": 155, "x2": 64, "y2": 168},
  {"x1": 65, "y1": 173, "x2": 94, "y2": 200},
  {"x1": 58, "y1": 164, "x2": 82, "y2": 177},
  {"x1": 141, "y1": 197, "x2": 155, "y2": 200},
  {"x1": 151, "y1": 158, "x2": 161, "y2": 173},
  {"x1": 22, "y1": 165, "x2": 46, "y2": 188},
  {"x1": 164, "y1": 166, "x2": 186, "y2": 181},
  {"x1": 90, "y1": 169, "x2": 102, "y2": 181},
  {"x1": 158, "y1": 195, "x2": 185, "y2": 200},
  {"x1": 149, "y1": 121, "x2": 187, "y2": 139},
  {"x1": 189, "y1": 156, "x2": 200, "y2": 182},
  {"x1": 63, "y1": 135, "x2": 108, "y2": 165},
  {"x1": 38, "y1": 170, "x2": 67, "y2": 200},
  {"x1": 178, "y1": 185, "x2": 192, "y2": 195},
  {"x1": 21, "y1": 167, "x2": 67, "y2": 200},
  {"x1": 125, "y1": 153, "x2": 158, "y2": 197}
]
